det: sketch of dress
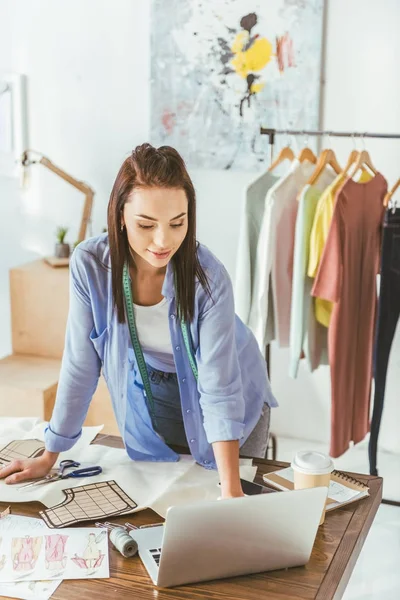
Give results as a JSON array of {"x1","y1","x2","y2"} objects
[
  {"x1": 12, "y1": 536, "x2": 42, "y2": 572},
  {"x1": 45, "y1": 534, "x2": 68, "y2": 571},
  {"x1": 71, "y1": 532, "x2": 106, "y2": 571}
]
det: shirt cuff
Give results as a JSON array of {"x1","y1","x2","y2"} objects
[
  {"x1": 44, "y1": 423, "x2": 82, "y2": 453},
  {"x1": 204, "y1": 420, "x2": 245, "y2": 445}
]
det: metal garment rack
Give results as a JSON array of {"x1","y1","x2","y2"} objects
[
  {"x1": 260, "y1": 126, "x2": 400, "y2": 507},
  {"x1": 260, "y1": 127, "x2": 400, "y2": 143}
]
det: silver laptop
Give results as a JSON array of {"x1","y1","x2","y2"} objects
[{"x1": 130, "y1": 486, "x2": 327, "y2": 588}]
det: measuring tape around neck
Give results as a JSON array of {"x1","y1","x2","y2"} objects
[{"x1": 122, "y1": 263, "x2": 198, "y2": 425}]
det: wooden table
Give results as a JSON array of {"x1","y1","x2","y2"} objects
[{"x1": 0, "y1": 435, "x2": 382, "y2": 600}]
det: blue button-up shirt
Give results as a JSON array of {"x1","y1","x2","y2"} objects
[{"x1": 45, "y1": 234, "x2": 277, "y2": 469}]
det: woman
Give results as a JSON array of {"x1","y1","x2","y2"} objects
[{"x1": 0, "y1": 144, "x2": 277, "y2": 498}]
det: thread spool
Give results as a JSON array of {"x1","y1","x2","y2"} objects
[{"x1": 109, "y1": 527, "x2": 138, "y2": 558}]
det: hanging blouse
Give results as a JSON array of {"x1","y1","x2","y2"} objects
[
  {"x1": 311, "y1": 173, "x2": 387, "y2": 458},
  {"x1": 308, "y1": 169, "x2": 373, "y2": 327},
  {"x1": 249, "y1": 159, "x2": 315, "y2": 350},
  {"x1": 289, "y1": 167, "x2": 336, "y2": 378},
  {"x1": 235, "y1": 171, "x2": 278, "y2": 325}
]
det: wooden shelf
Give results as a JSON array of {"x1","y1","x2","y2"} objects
[
  {"x1": 10, "y1": 259, "x2": 69, "y2": 359},
  {"x1": 0, "y1": 354, "x2": 118, "y2": 435},
  {"x1": 6, "y1": 259, "x2": 120, "y2": 436}
]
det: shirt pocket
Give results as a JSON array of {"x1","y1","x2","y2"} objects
[{"x1": 90, "y1": 327, "x2": 109, "y2": 380}]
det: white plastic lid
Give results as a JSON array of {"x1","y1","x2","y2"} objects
[{"x1": 291, "y1": 451, "x2": 334, "y2": 475}]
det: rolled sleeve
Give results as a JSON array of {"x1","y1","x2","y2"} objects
[
  {"x1": 45, "y1": 249, "x2": 101, "y2": 453},
  {"x1": 44, "y1": 423, "x2": 82, "y2": 453},
  {"x1": 196, "y1": 265, "x2": 245, "y2": 444}
]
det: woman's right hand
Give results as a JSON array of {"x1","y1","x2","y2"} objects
[{"x1": 0, "y1": 451, "x2": 59, "y2": 485}]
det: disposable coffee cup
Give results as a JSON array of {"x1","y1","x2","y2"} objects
[{"x1": 291, "y1": 451, "x2": 334, "y2": 525}]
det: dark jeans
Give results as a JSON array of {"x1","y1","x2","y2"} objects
[
  {"x1": 369, "y1": 207, "x2": 400, "y2": 476},
  {"x1": 140, "y1": 364, "x2": 271, "y2": 459}
]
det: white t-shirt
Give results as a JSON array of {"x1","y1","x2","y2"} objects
[{"x1": 134, "y1": 297, "x2": 176, "y2": 372}]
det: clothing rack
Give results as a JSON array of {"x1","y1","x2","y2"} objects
[
  {"x1": 260, "y1": 126, "x2": 400, "y2": 507},
  {"x1": 260, "y1": 127, "x2": 400, "y2": 144}
]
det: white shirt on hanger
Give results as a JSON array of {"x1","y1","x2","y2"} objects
[{"x1": 234, "y1": 171, "x2": 278, "y2": 324}]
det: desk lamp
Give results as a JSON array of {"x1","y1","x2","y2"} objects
[{"x1": 21, "y1": 150, "x2": 95, "y2": 267}]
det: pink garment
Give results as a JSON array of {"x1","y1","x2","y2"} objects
[
  {"x1": 14, "y1": 538, "x2": 34, "y2": 571},
  {"x1": 71, "y1": 554, "x2": 105, "y2": 570},
  {"x1": 272, "y1": 191, "x2": 299, "y2": 346},
  {"x1": 312, "y1": 173, "x2": 387, "y2": 457},
  {"x1": 271, "y1": 164, "x2": 333, "y2": 347},
  {"x1": 45, "y1": 535, "x2": 68, "y2": 563},
  {"x1": 71, "y1": 555, "x2": 88, "y2": 569}
]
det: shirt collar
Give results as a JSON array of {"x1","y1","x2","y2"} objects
[{"x1": 162, "y1": 259, "x2": 175, "y2": 299}]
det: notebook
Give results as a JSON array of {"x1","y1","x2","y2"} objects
[{"x1": 263, "y1": 467, "x2": 369, "y2": 511}]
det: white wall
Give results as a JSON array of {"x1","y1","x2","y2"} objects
[
  {"x1": 0, "y1": 0, "x2": 150, "y2": 356},
  {"x1": 0, "y1": 0, "x2": 399, "y2": 456}
]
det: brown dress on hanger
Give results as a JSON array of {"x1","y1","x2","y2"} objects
[{"x1": 312, "y1": 173, "x2": 387, "y2": 458}]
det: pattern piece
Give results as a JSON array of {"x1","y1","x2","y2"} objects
[
  {"x1": 39, "y1": 481, "x2": 137, "y2": 528},
  {"x1": 0, "y1": 440, "x2": 45, "y2": 468}
]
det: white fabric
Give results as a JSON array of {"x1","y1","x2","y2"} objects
[
  {"x1": 134, "y1": 297, "x2": 175, "y2": 371},
  {"x1": 0, "y1": 419, "x2": 256, "y2": 517},
  {"x1": 0, "y1": 418, "x2": 102, "y2": 452},
  {"x1": 234, "y1": 171, "x2": 278, "y2": 324},
  {"x1": 248, "y1": 160, "x2": 315, "y2": 351}
]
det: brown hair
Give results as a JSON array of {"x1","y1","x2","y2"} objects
[{"x1": 108, "y1": 143, "x2": 210, "y2": 323}]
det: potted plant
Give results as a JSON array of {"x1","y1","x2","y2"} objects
[{"x1": 55, "y1": 226, "x2": 70, "y2": 258}]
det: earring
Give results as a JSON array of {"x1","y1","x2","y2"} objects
[{"x1": 120, "y1": 223, "x2": 124, "y2": 232}]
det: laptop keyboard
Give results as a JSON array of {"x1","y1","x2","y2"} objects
[{"x1": 149, "y1": 548, "x2": 162, "y2": 567}]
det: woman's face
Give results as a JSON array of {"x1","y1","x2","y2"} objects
[{"x1": 123, "y1": 186, "x2": 188, "y2": 270}]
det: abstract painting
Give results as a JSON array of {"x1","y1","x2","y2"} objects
[{"x1": 150, "y1": 0, "x2": 324, "y2": 170}]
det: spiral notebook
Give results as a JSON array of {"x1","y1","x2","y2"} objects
[{"x1": 263, "y1": 467, "x2": 369, "y2": 511}]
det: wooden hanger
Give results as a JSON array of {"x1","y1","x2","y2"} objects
[
  {"x1": 384, "y1": 178, "x2": 400, "y2": 207},
  {"x1": 307, "y1": 148, "x2": 342, "y2": 185},
  {"x1": 268, "y1": 145, "x2": 295, "y2": 172},
  {"x1": 342, "y1": 149, "x2": 360, "y2": 174},
  {"x1": 347, "y1": 149, "x2": 377, "y2": 180},
  {"x1": 297, "y1": 146, "x2": 317, "y2": 164}
]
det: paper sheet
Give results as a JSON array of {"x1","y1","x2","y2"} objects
[
  {"x1": 0, "y1": 440, "x2": 46, "y2": 469},
  {"x1": 0, "y1": 516, "x2": 61, "y2": 599},
  {"x1": 1, "y1": 443, "x2": 257, "y2": 522},
  {"x1": 0, "y1": 445, "x2": 196, "y2": 511},
  {"x1": 0, "y1": 515, "x2": 109, "y2": 583},
  {"x1": 0, "y1": 577, "x2": 61, "y2": 600},
  {"x1": 39, "y1": 480, "x2": 138, "y2": 528},
  {"x1": 151, "y1": 464, "x2": 257, "y2": 518}
]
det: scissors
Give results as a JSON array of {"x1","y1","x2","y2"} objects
[{"x1": 18, "y1": 459, "x2": 102, "y2": 490}]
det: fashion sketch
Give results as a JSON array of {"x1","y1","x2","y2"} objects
[
  {"x1": 12, "y1": 536, "x2": 42, "y2": 572},
  {"x1": 45, "y1": 534, "x2": 68, "y2": 571},
  {"x1": 71, "y1": 531, "x2": 106, "y2": 574}
]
